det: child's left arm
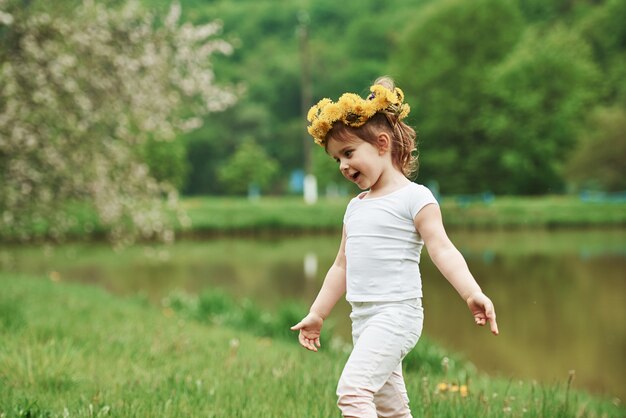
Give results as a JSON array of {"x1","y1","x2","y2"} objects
[{"x1": 415, "y1": 204, "x2": 499, "y2": 336}]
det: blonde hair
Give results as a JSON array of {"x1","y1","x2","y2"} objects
[{"x1": 325, "y1": 76, "x2": 419, "y2": 179}]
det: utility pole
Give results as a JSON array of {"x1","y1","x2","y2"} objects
[{"x1": 298, "y1": 11, "x2": 317, "y2": 204}]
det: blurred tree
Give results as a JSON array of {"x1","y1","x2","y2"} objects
[
  {"x1": 577, "y1": 0, "x2": 626, "y2": 106},
  {"x1": 480, "y1": 26, "x2": 600, "y2": 194},
  {"x1": 515, "y1": 0, "x2": 593, "y2": 23},
  {"x1": 141, "y1": 137, "x2": 189, "y2": 191},
  {"x1": 0, "y1": 0, "x2": 236, "y2": 242},
  {"x1": 182, "y1": 2, "x2": 303, "y2": 193},
  {"x1": 176, "y1": 0, "x2": 426, "y2": 195},
  {"x1": 392, "y1": 0, "x2": 524, "y2": 193},
  {"x1": 311, "y1": 146, "x2": 349, "y2": 196},
  {"x1": 133, "y1": 0, "x2": 621, "y2": 196},
  {"x1": 218, "y1": 138, "x2": 279, "y2": 195},
  {"x1": 565, "y1": 106, "x2": 626, "y2": 192}
]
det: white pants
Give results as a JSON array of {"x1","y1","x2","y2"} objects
[{"x1": 336, "y1": 298, "x2": 424, "y2": 418}]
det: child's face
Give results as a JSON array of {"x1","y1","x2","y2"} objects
[{"x1": 326, "y1": 136, "x2": 386, "y2": 190}]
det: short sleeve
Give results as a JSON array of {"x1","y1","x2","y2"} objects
[
  {"x1": 343, "y1": 197, "x2": 358, "y2": 224},
  {"x1": 408, "y1": 184, "x2": 439, "y2": 220}
]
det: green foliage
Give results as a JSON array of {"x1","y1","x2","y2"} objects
[
  {"x1": 311, "y1": 146, "x2": 349, "y2": 194},
  {"x1": 565, "y1": 106, "x2": 626, "y2": 191},
  {"x1": 392, "y1": 0, "x2": 524, "y2": 193},
  {"x1": 218, "y1": 138, "x2": 279, "y2": 195},
  {"x1": 3, "y1": 0, "x2": 626, "y2": 216},
  {"x1": 0, "y1": 298, "x2": 24, "y2": 332},
  {"x1": 164, "y1": 288, "x2": 336, "y2": 344},
  {"x1": 480, "y1": 26, "x2": 601, "y2": 194},
  {"x1": 179, "y1": 0, "x2": 624, "y2": 196},
  {"x1": 577, "y1": 0, "x2": 626, "y2": 105},
  {"x1": 171, "y1": 0, "x2": 427, "y2": 195},
  {"x1": 514, "y1": 0, "x2": 599, "y2": 24},
  {"x1": 0, "y1": 0, "x2": 235, "y2": 243},
  {"x1": 141, "y1": 137, "x2": 189, "y2": 190}
]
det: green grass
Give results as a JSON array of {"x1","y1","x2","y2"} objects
[
  {"x1": 2, "y1": 195, "x2": 625, "y2": 242},
  {"x1": 1, "y1": 274, "x2": 623, "y2": 417},
  {"x1": 181, "y1": 195, "x2": 626, "y2": 236},
  {"x1": 181, "y1": 196, "x2": 349, "y2": 235}
]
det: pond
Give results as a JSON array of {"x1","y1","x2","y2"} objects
[{"x1": 1, "y1": 228, "x2": 624, "y2": 401}]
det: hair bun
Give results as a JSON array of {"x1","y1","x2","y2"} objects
[{"x1": 373, "y1": 75, "x2": 396, "y2": 92}]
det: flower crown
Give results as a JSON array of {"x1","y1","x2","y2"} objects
[{"x1": 306, "y1": 84, "x2": 410, "y2": 146}]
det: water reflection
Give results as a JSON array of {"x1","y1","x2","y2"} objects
[{"x1": 1, "y1": 229, "x2": 624, "y2": 400}]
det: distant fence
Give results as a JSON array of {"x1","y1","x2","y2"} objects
[
  {"x1": 580, "y1": 191, "x2": 626, "y2": 203},
  {"x1": 453, "y1": 192, "x2": 495, "y2": 207}
]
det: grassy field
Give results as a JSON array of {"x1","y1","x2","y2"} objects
[
  {"x1": 181, "y1": 194, "x2": 626, "y2": 236},
  {"x1": 2, "y1": 194, "x2": 625, "y2": 243},
  {"x1": 1, "y1": 273, "x2": 623, "y2": 417}
]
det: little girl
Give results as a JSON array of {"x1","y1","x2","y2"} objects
[{"x1": 291, "y1": 76, "x2": 499, "y2": 418}]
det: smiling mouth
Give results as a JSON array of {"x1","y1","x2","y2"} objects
[{"x1": 351, "y1": 172, "x2": 361, "y2": 182}]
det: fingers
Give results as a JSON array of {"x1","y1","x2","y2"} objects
[
  {"x1": 290, "y1": 321, "x2": 303, "y2": 331},
  {"x1": 291, "y1": 318, "x2": 322, "y2": 351},
  {"x1": 475, "y1": 302, "x2": 499, "y2": 336},
  {"x1": 298, "y1": 332, "x2": 319, "y2": 352},
  {"x1": 483, "y1": 301, "x2": 499, "y2": 335},
  {"x1": 487, "y1": 307, "x2": 499, "y2": 336},
  {"x1": 489, "y1": 317, "x2": 499, "y2": 335}
]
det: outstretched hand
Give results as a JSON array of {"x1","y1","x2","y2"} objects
[
  {"x1": 290, "y1": 312, "x2": 324, "y2": 352},
  {"x1": 466, "y1": 291, "x2": 499, "y2": 335}
]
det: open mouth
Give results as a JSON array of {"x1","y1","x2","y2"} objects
[{"x1": 351, "y1": 172, "x2": 361, "y2": 182}]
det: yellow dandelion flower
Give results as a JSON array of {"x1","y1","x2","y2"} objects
[
  {"x1": 437, "y1": 382, "x2": 448, "y2": 393},
  {"x1": 372, "y1": 84, "x2": 396, "y2": 104},
  {"x1": 362, "y1": 101, "x2": 378, "y2": 118},
  {"x1": 317, "y1": 98, "x2": 332, "y2": 108},
  {"x1": 317, "y1": 120, "x2": 331, "y2": 134},
  {"x1": 460, "y1": 385, "x2": 469, "y2": 397},
  {"x1": 322, "y1": 103, "x2": 343, "y2": 122},
  {"x1": 351, "y1": 103, "x2": 363, "y2": 113},
  {"x1": 395, "y1": 87, "x2": 405, "y2": 103},
  {"x1": 307, "y1": 105, "x2": 318, "y2": 122},
  {"x1": 336, "y1": 99, "x2": 351, "y2": 114},
  {"x1": 339, "y1": 93, "x2": 361, "y2": 105},
  {"x1": 399, "y1": 104, "x2": 411, "y2": 119},
  {"x1": 450, "y1": 384, "x2": 460, "y2": 393},
  {"x1": 351, "y1": 118, "x2": 367, "y2": 128},
  {"x1": 306, "y1": 82, "x2": 409, "y2": 146}
]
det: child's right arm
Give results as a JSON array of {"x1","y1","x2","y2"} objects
[
  {"x1": 290, "y1": 227, "x2": 347, "y2": 352},
  {"x1": 415, "y1": 204, "x2": 499, "y2": 335}
]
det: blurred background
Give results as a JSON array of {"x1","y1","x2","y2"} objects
[{"x1": 1, "y1": 0, "x2": 625, "y2": 403}]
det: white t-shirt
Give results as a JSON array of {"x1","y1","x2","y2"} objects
[{"x1": 343, "y1": 182, "x2": 438, "y2": 302}]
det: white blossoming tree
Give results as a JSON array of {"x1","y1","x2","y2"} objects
[{"x1": 0, "y1": 0, "x2": 237, "y2": 244}]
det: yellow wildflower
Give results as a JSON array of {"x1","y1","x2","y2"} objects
[
  {"x1": 395, "y1": 87, "x2": 405, "y2": 102},
  {"x1": 399, "y1": 104, "x2": 410, "y2": 119},
  {"x1": 322, "y1": 103, "x2": 343, "y2": 122},
  {"x1": 307, "y1": 105, "x2": 319, "y2": 122}
]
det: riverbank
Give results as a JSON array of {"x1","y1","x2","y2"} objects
[
  {"x1": 2, "y1": 195, "x2": 625, "y2": 243},
  {"x1": 0, "y1": 273, "x2": 622, "y2": 417},
  {"x1": 181, "y1": 194, "x2": 626, "y2": 236}
]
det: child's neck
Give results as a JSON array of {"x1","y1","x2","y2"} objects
[{"x1": 365, "y1": 171, "x2": 410, "y2": 199}]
